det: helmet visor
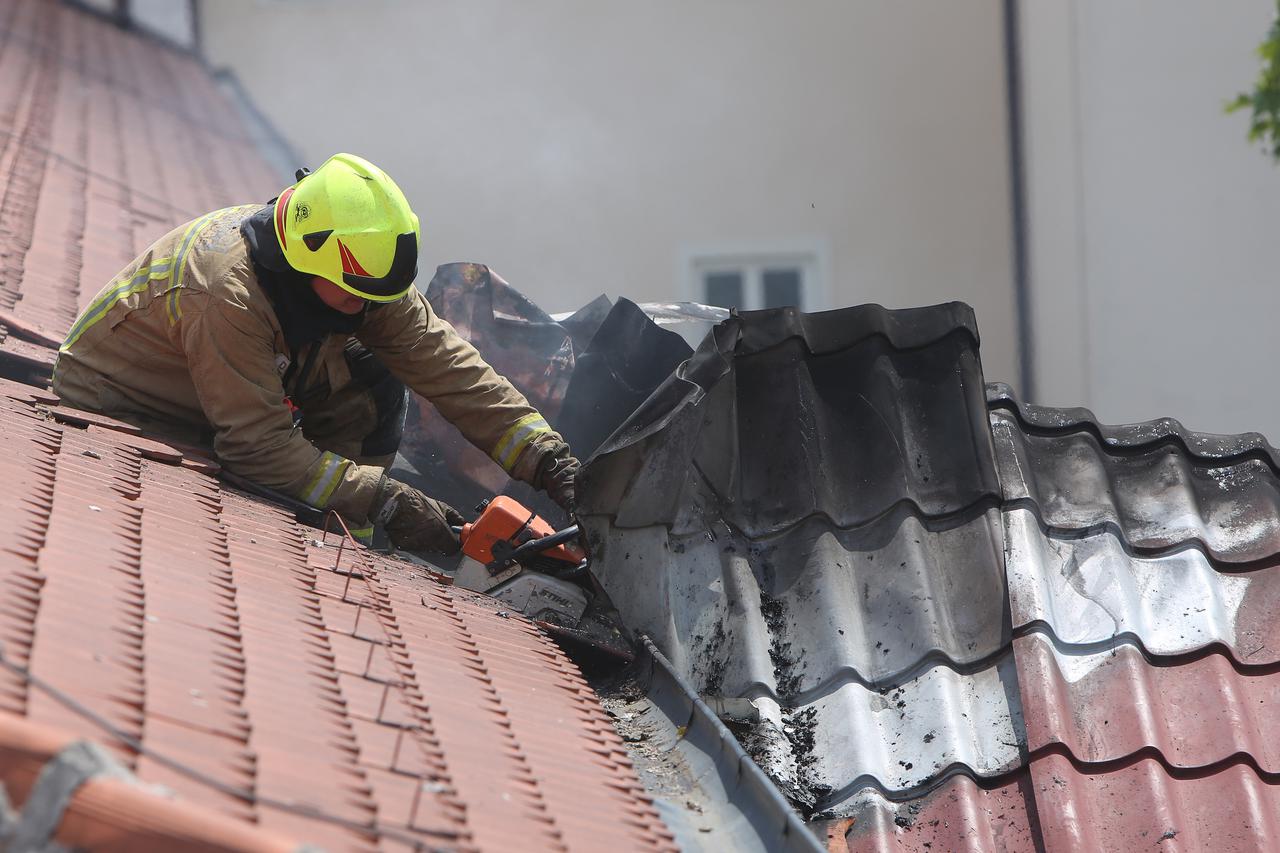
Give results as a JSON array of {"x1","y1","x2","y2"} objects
[{"x1": 338, "y1": 231, "x2": 418, "y2": 302}]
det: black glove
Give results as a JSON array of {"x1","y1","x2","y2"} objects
[
  {"x1": 371, "y1": 476, "x2": 465, "y2": 554},
  {"x1": 535, "y1": 445, "x2": 580, "y2": 514}
]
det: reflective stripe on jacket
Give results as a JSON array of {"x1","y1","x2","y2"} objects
[{"x1": 54, "y1": 206, "x2": 561, "y2": 521}]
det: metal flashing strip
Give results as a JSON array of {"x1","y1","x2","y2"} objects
[{"x1": 631, "y1": 636, "x2": 823, "y2": 853}]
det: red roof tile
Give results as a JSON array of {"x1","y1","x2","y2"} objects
[
  {"x1": 1017, "y1": 633, "x2": 1280, "y2": 771},
  {"x1": 828, "y1": 755, "x2": 1280, "y2": 853},
  {"x1": 0, "y1": 0, "x2": 280, "y2": 368},
  {"x1": 0, "y1": 376, "x2": 676, "y2": 850}
]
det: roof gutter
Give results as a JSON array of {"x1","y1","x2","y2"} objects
[
  {"x1": 635, "y1": 636, "x2": 824, "y2": 853},
  {"x1": 1002, "y1": 0, "x2": 1035, "y2": 401}
]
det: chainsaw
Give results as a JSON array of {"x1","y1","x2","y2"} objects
[{"x1": 452, "y1": 496, "x2": 631, "y2": 660}]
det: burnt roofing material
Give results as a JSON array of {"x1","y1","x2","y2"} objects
[
  {"x1": 579, "y1": 303, "x2": 1013, "y2": 808},
  {"x1": 582, "y1": 302, "x2": 1280, "y2": 849},
  {"x1": 398, "y1": 275, "x2": 706, "y2": 529},
  {"x1": 421, "y1": 262, "x2": 574, "y2": 419},
  {"x1": 555, "y1": 293, "x2": 613, "y2": 356},
  {"x1": 581, "y1": 303, "x2": 1000, "y2": 532},
  {"x1": 578, "y1": 304, "x2": 1010, "y2": 678},
  {"x1": 396, "y1": 262, "x2": 576, "y2": 517},
  {"x1": 822, "y1": 383, "x2": 1280, "y2": 849},
  {"x1": 556, "y1": 297, "x2": 692, "y2": 461},
  {"x1": 989, "y1": 383, "x2": 1280, "y2": 566}
]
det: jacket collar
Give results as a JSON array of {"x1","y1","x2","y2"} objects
[{"x1": 240, "y1": 203, "x2": 366, "y2": 353}]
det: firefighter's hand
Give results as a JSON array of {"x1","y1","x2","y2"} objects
[
  {"x1": 371, "y1": 477, "x2": 465, "y2": 554},
  {"x1": 535, "y1": 444, "x2": 580, "y2": 514}
]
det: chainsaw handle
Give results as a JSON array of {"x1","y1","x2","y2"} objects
[{"x1": 502, "y1": 524, "x2": 580, "y2": 566}]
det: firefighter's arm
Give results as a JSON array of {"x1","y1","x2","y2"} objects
[
  {"x1": 357, "y1": 289, "x2": 574, "y2": 495},
  {"x1": 180, "y1": 292, "x2": 384, "y2": 520}
]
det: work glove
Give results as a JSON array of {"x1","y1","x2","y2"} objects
[
  {"x1": 534, "y1": 444, "x2": 580, "y2": 514},
  {"x1": 370, "y1": 476, "x2": 465, "y2": 554}
]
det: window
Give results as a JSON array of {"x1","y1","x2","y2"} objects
[
  {"x1": 692, "y1": 253, "x2": 816, "y2": 310},
  {"x1": 762, "y1": 268, "x2": 801, "y2": 308},
  {"x1": 705, "y1": 272, "x2": 744, "y2": 309}
]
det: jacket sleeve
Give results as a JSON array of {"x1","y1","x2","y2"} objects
[
  {"x1": 180, "y1": 291, "x2": 384, "y2": 520},
  {"x1": 357, "y1": 289, "x2": 563, "y2": 481}
]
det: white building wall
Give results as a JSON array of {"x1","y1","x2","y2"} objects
[
  {"x1": 199, "y1": 0, "x2": 1020, "y2": 386},
  {"x1": 1023, "y1": 0, "x2": 1280, "y2": 436}
]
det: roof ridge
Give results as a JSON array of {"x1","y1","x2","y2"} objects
[{"x1": 988, "y1": 382, "x2": 1280, "y2": 465}]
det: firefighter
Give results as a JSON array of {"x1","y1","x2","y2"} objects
[{"x1": 53, "y1": 153, "x2": 578, "y2": 554}]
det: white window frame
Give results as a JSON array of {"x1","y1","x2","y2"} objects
[{"x1": 682, "y1": 243, "x2": 827, "y2": 312}]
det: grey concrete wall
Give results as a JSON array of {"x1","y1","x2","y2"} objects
[{"x1": 200, "y1": 0, "x2": 1020, "y2": 386}]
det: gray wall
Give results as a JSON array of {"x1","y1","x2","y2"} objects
[
  {"x1": 200, "y1": 0, "x2": 1020, "y2": 387},
  {"x1": 1022, "y1": 0, "x2": 1280, "y2": 435}
]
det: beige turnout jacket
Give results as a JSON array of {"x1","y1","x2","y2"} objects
[{"x1": 54, "y1": 206, "x2": 560, "y2": 521}]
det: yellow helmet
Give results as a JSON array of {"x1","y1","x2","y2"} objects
[{"x1": 273, "y1": 153, "x2": 420, "y2": 302}]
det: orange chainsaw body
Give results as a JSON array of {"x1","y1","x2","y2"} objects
[{"x1": 459, "y1": 496, "x2": 584, "y2": 567}]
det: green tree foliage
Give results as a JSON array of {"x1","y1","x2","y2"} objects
[{"x1": 1228, "y1": 3, "x2": 1280, "y2": 161}]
